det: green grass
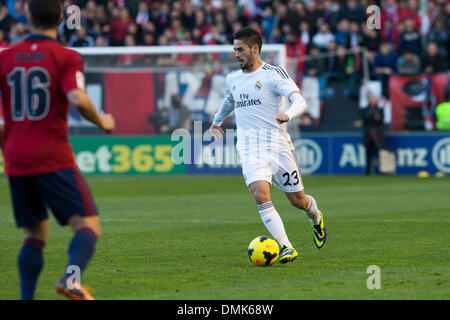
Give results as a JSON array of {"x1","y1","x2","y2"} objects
[{"x1": 0, "y1": 175, "x2": 449, "y2": 300}]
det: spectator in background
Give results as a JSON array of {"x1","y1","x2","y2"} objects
[
  {"x1": 305, "y1": 0, "x2": 323, "y2": 27},
  {"x1": 0, "y1": 4, "x2": 13, "y2": 40},
  {"x1": 135, "y1": 0, "x2": 149, "y2": 26},
  {"x1": 398, "y1": 0, "x2": 422, "y2": 31},
  {"x1": 373, "y1": 42, "x2": 397, "y2": 97},
  {"x1": 396, "y1": 49, "x2": 421, "y2": 75},
  {"x1": 149, "y1": 107, "x2": 170, "y2": 134},
  {"x1": 194, "y1": 7, "x2": 210, "y2": 39},
  {"x1": 0, "y1": 28, "x2": 8, "y2": 48},
  {"x1": 398, "y1": 17, "x2": 422, "y2": 56},
  {"x1": 422, "y1": 42, "x2": 447, "y2": 74},
  {"x1": 9, "y1": 21, "x2": 28, "y2": 45},
  {"x1": 426, "y1": 18, "x2": 448, "y2": 58},
  {"x1": 110, "y1": 6, "x2": 133, "y2": 45},
  {"x1": 312, "y1": 22, "x2": 335, "y2": 52},
  {"x1": 142, "y1": 32, "x2": 155, "y2": 46},
  {"x1": 181, "y1": 1, "x2": 196, "y2": 31},
  {"x1": 338, "y1": 0, "x2": 364, "y2": 24},
  {"x1": 322, "y1": 0, "x2": 340, "y2": 32},
  {"x1": 348, "y1": 21, "x2": 362, "y2": 49},
  {"x1": 191, "y1": 26, "x2": 203, "y2": 45},
  {"x1": 156, "y1": 34, "x2": 177, "y2": 66},
  {"x1": 277, "y1": 1, "x2": 301, "y2": 35},
  {"x1": 360, "y1": 92, "x2": 386, "y2": 175},
  {"x1": 202, "y1": 24, "x2": 227, "y2": 45},
  {"x1": 12, "y1": 0, "x2": 27, "y2": 25},
  {"x1": 445, "y1": 2, "x2": 450, "y2": 32},
  {"x1": 154, "y1": 1, "x2": 171, "y2": 36},
  {"x1": 299, "y1": 21, "x2": 311, "y2": 49},
  {"x1": 260, "y1": 5, "x2": 275, "y2": 42},
  {"x1": 381, "y1": 0, "x2": 400, "y2": 25},
  {"x1": 68, "y1": 25, "x2": 95, "y2": 47},
  {"x1": 95, "y1": 35, "x2": 108, "y2": 47},
  {"x1": 116, "y1": 34, "x2": 144, "y2": 66},
  {"x1": 303, "y1": 45, "x2": 327, "y2": 77},
  {"x1": 329, "y1": 45, "x2": 358, "y2": 98},
  {"x1": 325, "y1": 39, "x2": 338, "y2": 70},
  {"x1": 361, "y1": 24, "x2": 381, "y2": 65},
  {"x1": 335, "y1": 19, "x2": 350, "y2": 48},
  {"x1": 381, "y1": 18, "x2": 400, "y2": 50},
  {"x1": 168, "y1": 94, "x2": 191, "y2": 133},
  {"x1": 435, "y1": 90, "x2": 450, "y2": 130}
]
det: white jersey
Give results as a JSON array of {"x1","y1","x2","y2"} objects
[{"x1": 213, "y1": 62, "x2": 301, "y2": 159}]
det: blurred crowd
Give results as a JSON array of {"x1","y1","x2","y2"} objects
[{"x1": 0, "y1": 0, "x2": 449, "y2": 90}]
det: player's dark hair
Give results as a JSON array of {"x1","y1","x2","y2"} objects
[
  {"x1": 234, "y1": 27, "x2": 262, "y2": 54},
  {"x1": 28, "y1": 0, "x2": 62, "y2": 29}
]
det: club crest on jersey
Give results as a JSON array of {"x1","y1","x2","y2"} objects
[{"x1": 255, "y1": 80, "x2": 262, "y2": 90}]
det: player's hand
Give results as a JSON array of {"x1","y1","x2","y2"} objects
[
  {"x1": 209, "y1": 125, "x2": 224, "y2": 141},
  {"x1": 99, "y1": 112, "x2": 115, "y2": 133},
  {"x1": 276, "y1": 113, "x2": 290, "y2": 123}
]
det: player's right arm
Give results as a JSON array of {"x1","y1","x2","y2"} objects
[
  {"x1": 209, "y1": 76, "x2": 235, "y2": 140},
  {"x1": 67, "y1": 89, "x2": 115, "y2": 133}
]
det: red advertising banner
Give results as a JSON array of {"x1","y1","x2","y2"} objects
[
  {"x1": 104, "y1": 72, "x2": 156, "y2": 135},
  {"x1": 389, "y1": 73, "x2": 449, "y2": 131}
]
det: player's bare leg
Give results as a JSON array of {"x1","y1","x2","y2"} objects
[
  {"x1": 23, "y1": 218, "x2": 50, "y2": 243},
  {"x1": 285, "y1": 191, "x2": 327, "y2": 249},
  {"x1": 68, "y1": 215, "x2": 102, "y2": 238},
  {"x1": 18, "y1": 219, "x2": 50, "y2": 299},
  {"x1": 249, "y1": 181, "x2": 298, "y2": 263},
  {"x1": 56, "y1": 215, "x2": 101, "y2": 300}
]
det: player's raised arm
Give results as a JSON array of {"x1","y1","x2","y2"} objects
[{"x1": 67, "y1": 89, "x2": 115, "y2": 133}]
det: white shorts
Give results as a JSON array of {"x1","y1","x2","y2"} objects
[{"x1": 241, "y1": 149, "x2": 304, "y2": 193}]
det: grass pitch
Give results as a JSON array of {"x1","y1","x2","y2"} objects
[{"x1": 0, "y1": 175, "x2": 449, "y2": 300}]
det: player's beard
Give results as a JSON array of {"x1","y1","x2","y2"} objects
[{"x1": 239, "y1": 56, "x2": 255, "y2": 72}]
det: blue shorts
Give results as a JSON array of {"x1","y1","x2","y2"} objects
[{"x1": 8, "y1": 168, "x2": 98, "y2": 228}]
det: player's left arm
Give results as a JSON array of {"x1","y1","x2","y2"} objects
[
  {"x1": 272, "y1": 68, "x2": 308, "y2": 123},
  {"x1": 62, "y1": 52, "x2": 115, "y2": 133}
]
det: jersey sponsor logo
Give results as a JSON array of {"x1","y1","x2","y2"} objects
[
  {"x1": 255, "y1": 80, "x2": 262, "y2": 90},
  {"x1": 236, "y1": 98, "x2": 262, "y2": 108},
  {"x1": 293, "y1": 139, "x2": 323, "y2": 174},
  {"x1": 431, "y1": 137, "x2": 450, "y2": 173},
  {"x1": 235, "y1": 93, "x2": 261, "y2": 108}
]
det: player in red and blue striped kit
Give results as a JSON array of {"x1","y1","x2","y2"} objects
[{"x1": 0, "y1": 0, "x2": 115, "y2": 300}]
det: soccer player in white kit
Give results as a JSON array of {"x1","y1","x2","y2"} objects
[{"x1": 210, "y1": 28, "x2": 327, "y2": 264}]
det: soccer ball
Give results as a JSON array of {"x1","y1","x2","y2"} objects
[{"x1": 248, "y1": 236, "x2": 279, "y2": 266}]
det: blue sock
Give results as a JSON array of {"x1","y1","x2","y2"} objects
[
  {"x1": 18, "y1": 239, "x2": 45, "y2": 300},
  {"x1": 66, "y1": 228, "x2": 97, "y2": 280}
]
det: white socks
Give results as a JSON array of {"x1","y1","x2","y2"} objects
[
  {"x1": 257, "y1": 201, "x2": 292, "y2": 248},
  {"x1": 303, "y1": 195, "x2": 321, "y2": 226}
]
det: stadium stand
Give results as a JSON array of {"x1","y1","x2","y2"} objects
[{"x1": 0, "y1": 0, "x2": 448, "y2": 132}]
